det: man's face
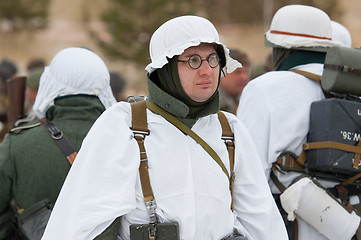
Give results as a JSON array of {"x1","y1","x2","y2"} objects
[
  {"x1": 177, "y1": 44, "x2": 220, "y2": 102},
  {"x1": 220, "y1": 65, "x2": 250, "y2": 98}
]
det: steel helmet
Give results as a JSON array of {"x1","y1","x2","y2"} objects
[
  {"x1": 265, "y1": 5, "x2": 335, "y2": 50},
  {"x1": 145, "y1": 15, "x2": 241, "y2": 74}
]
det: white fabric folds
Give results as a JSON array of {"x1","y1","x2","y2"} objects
[
  {"x1": 33, "y1": 47, "x2": 116, "y2": 118},
  {"x1": 42, "y1": 103, "x2": 288, "y2": 240},
  {"x1": 145, "y1": 15, "x2": 242, "y2": 74}
]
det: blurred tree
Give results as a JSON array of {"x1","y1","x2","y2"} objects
[
  {"x1": 97, "y1": 0, "x2": 342, "y2": 65},
  {"x1": 95, "y1": 0, "x2": 199, "y2": 66},
  {"x1": 203, "y1": 0, "x2": 342, "y2": 25},
  {"x1": 0, "y1": 0, "x2": 50, "y2": 33}
]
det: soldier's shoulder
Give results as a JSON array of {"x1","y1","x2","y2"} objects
[{"x1": 9, "y1": 115, "x2": 42, "y2": 134}]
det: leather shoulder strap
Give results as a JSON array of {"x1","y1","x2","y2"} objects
[
  {"x1": 130, "y1": 100, "x2": 154, "y2": 202},
  {"x1": 42, "y1": 122, "x2": 77, "y2": 164},
  {"x1": 290, "y1": 69, "x2": 332, "y2": 98},
  {"x1": 270, "y1": 171, "x2": 287, "y2": 193},
  {"x1": 146, "y1": 100, "x2": 230, "y2": 178},
  {"x1": 130, "y1": 100, "x2": 157, "y2": 236},
  {"x1": 131, "y1": 101, "x2": 236, "y2": 211},
  {"x1": 130, "y1": 100, "x2": 148, "y2": 133},
  {"x1": 217, "y1": 111, "x2": 235, "y2": 211}
]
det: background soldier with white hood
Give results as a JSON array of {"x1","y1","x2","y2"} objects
[
  {"x1": 42, "y1": 15, "x2": 288, "y2": 240},
  {"x1": 237, "y1": 4, "x2": 361, "y2": 240},
  {"x1": 0, "y1": 47, "x2": 116, "y2": 240}
]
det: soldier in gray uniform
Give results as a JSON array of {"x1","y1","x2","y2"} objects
[{"x1": 0, "y1": 47, "x2": 116, "y2": 240}]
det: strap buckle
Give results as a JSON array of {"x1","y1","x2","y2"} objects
[
  {"x1": 132, "y1": 130, "x2": 150, "y2": 140},
  {"x1": 46, "y1": 124, "x2": 63, "y2": 140},
  {"x1": 222, "y1": 136, "x2": 234, "y2": 143},
  {"x1": 275, "y1": 151, "x2": 305, "y2": 173},
  {"x1": 145, "y1": 199, "x2": 157, "y2": 223},
  {"x1": 145, "y1": 199, "x2": 157, "y2": 239},
  {"x1": 273, "y1": 163, "x2": 287, "y2": 175}
]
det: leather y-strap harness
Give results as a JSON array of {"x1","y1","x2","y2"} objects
[{"x1": 130, "y1": 100, "x2": 236, "y2": 213}]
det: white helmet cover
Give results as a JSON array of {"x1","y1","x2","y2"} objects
[
  {"x1": 145, "y1": 15, "x2": 242, "y2": 74},
  {"x1": 265, "y1": 5, "x2": 335, "y2": 49},
  {"x1": 331, "y1": 20, "x2": 352, "y2": 48},
  {"x1": 33, "y1": 47, "x2": 116, "y2": 118}
]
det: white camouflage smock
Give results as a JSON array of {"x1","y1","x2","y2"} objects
[
  {"x1": 237, "y1": 63, "x2": 341, "y2": 240},
  {"x1": 42, "y1": 101, "x2": 287, "y2": 240}
]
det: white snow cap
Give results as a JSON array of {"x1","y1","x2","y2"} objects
[
  {"x1": 331, "y1": 20, "x2": 352, "y2": 48},
  {"x1": 266, "y1": 5, "x2": 336, "y2": 49},
  {"x1": 33, "y1": 47, "x2": 116, "y2": 118},
  {"x1": 145, "y1": 15, "x2": 242, "y2": 74}
]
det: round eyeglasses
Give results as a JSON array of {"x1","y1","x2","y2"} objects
[{"x1": 178, "y1": 53, "x2": 220, "y2": 69}]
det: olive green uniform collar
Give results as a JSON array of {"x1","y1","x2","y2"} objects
[
  {"x1": 46, "y1": 95, "x2": 105, "y2": 121},
  {"x1": 147, "y1": 76, "x2": 219, "y2": 128}
]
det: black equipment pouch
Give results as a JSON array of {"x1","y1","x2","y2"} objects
[
  {"x1": 129, "y1": 222, "x2": 180, "y2": 240},
  {"x1": 15, "y1": 198, "x2": 53, "y2": 240}
]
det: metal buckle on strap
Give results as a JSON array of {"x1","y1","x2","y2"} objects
[
  {"x1": 278, "y1": 152, "x2": 298, "y2": 169},
  {"x1": 132, "y1": 130, "x2": 150, "y2": 139},
  {"x1": 145, "y1": 199, "x2": 157, "y2": 223},
  {"x1": 145, "y1": 199, "x2": 157, "y2": 239},
  {"x1": 132, "y1": 130, "x2": 149, "y2": 136},
  {"x1": 274, "y1": 163, "x2": 287, "y2": 175},
  {"x1": 222, "y1": 136, "x2": 234, "y2": 142},
  {"x1": 47, "y1": 125, "x2": 63, "y2": 140}
]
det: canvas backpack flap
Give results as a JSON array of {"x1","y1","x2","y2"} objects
[{"x1": 322, "y1": 46, "x2": 361, "y2": 96}]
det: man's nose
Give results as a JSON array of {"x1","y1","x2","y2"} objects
[{"x1": 199, "y1": 60, "x2": 213, "y2": 74}]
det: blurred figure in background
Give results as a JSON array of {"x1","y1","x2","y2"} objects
[
  {"x1": 27, "y1": 58, "x2": 46, "y2": 71},
  {"x1": 0, "y1": 59, "x2": 17, "y2": 85},
  {"x1": 219, "y1": 49, "x2": 251, "y2": 114},
  {"x1": 331, "y1": 20, "x2": 352, "y2": 48},
  {"x1": 0, "y1": 59, "x2": 18, "y2": 114},
  {"x1": 0, "y1": 59, "x2": 18, "y2": 142},
  {"x1": 250, "y1": 52, "x2": 273, "y2": 79},
  {"x1": 24, "y1": 67, "x2": 43, "y2": 117},
  {"x1": 0, "y1": 47, "x2": 116, "y2": 240},
  {"x1": 109, "y1": 71, "x2": 127, "y2": 102}
]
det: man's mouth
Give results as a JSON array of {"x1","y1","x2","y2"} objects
[{"x1": 197, "y1": 80, "x2": 212, "y2": 88}]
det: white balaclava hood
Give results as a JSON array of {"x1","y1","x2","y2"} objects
[
  {"x1": 145, "y1": 15, "x2": 242, "y2": 74},
  {"x1": 33, "y1": 47, "x2": 116, "y2": 118},
  {"x1": 265, "y1": 5, "x2": 335, "y2": 49}
]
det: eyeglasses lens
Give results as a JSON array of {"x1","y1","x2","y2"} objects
[{"x1": 187, "y1": 53, "x2": 219, "y2": 69}]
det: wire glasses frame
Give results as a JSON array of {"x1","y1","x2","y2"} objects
[{"x1": 177, "y1": 53, "x2": 220, "y2": 69}]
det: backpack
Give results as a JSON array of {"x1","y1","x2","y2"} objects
[
  {"x1": 271, "y1": 46, "x2": 361, "y2": 210},
  {"x1": 271, "y1": 46, "x2": 361, "y2": 240}
]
